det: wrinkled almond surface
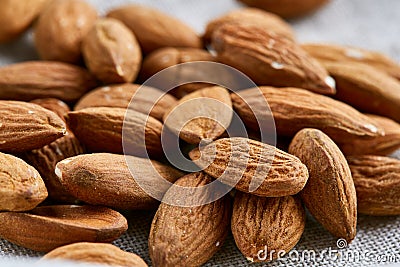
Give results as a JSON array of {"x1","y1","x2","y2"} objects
[{"x1": 31, "y1": 98, "x2": 71, "y2": 122}]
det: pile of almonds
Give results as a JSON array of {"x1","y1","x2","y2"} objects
[{"x1": 0, "y1": 0, "x2": 400, "y2": 266}]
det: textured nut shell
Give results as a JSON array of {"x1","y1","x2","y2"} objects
[
  {"x1": 289, "y1": 128, "x2": 357, "y2": 242},
  {"x1": 212, "y1": 24, "x2": 334, "y2": 95},
  {"x1": 67, "y1": 107, "x2": 163, "y2": 157},
  {"x1": 75, "y1": 83, "x2": 177, "y2": 121},
  {"x1": 82, "y1": 18, "x2": 142, "y2": 84},
  {"x1": 149, "y1": 172, "x2": 231, "y2": 267},
  {"x1": 163, "y1": 86, "x2": 233, "y2": 144},
  {"x1": 0, "y1": 0, "x2": 48, "y2": 43},
  {"x1": 31, "y1": 98, "x2": 71, "y2": 122},
  {"x1": 347, "y1": 155, "x2": 400, "y2": 216},
  {"x1": 42, "y1": 243, "x2": 148, "y2": 267},
  {"x1": 0, "y1": 205, "x2": 128, "y2": 252},
  {"x1": 55, "y1": 153, "x2": 183, "y2": 210},
  {"x1": 0, "y1": 61, "x2": 98, "y2": 102},
  {"x1": 0, "y1": 152, "x2": 47, "y2": 211},
  {"x1": 107, "y1": 4, "x2": 202, "y2": 54},
  {"x1": 232, "y1": 193, "x2": 305, "y2": 262},
  {"x1": 0, "y1": 101, "x2": 66, "y2": 153},
  {"x1": 189, "y1": 137, "x2": 309, "y2": 197},
  {"x1": 34, "y1": 0, "x2": 98, "y2": 63},
  {"x1": 231, "y1": 87, "x2": 383, "y2": 141}
]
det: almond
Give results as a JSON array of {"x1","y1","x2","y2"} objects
[
  {"x1": 107, "y1": 4, "x2": 202, "y2": 54},
  {"x1": 0, "y1": 205, "x2": 128, "y2": 252},
  {"x1": 82, "y1": 18, "x2": 142, "y2": 84},
  {"x1": 0, "y1": 152, "x2": 47, "y2": 211},
  {"x1": 31, "y1": 98, "x2": 71, "y2": 122},
  {"x1": 232, "y1": 193, "x2": 305, "y2": 262},
  {"x1": 347, "y1": 155, "x2": 400, "y2": 216},
  {"x1": 34, "y1": 0, "x2": 98, "y2": 63},
  {"x1": 149, "y1": 172, "x2": 231, "y2": 267},
  {"x1": 189, "y1": 137, "x2": 309, "y2": 197},
  {"x1": 0, "y1": 61, "x2": 98, "y2": 102},
  {"x1": 289, "y1": 128, "x2": 357, "y2": 242},
  {"x1": 55, "y1": 153, "x2": 183, "y2": 210},
  {"x1": 42, "y1": 243, "x2": 148, "y2": 267},
  {"x1": 211, "y1": 24, "x2": 335, "y2": 94},
  {"x1": 0, "y1": 101, "x2": 66, "y2": 153}
]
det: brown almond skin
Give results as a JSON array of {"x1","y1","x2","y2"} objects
[
  {"x1": 42, "y1": 243, "x2": 148, "y2": 267},
  {"x1": 0, "y1": 205, "x2": 128, "y2": 252},
  {"x1": 212, "y1": 24, "x2": 335, "y2": 95},
  {"x1": 67, "y1": 107, "x2": 163, "y2": 158},
  {"x1": 74, "y1": 83, "x2": 177, "y2": 121},
  {"x1": 231, "y1": 87, "x2": 383, "y2": 142},
  {"x1": 324, "y1": 61, "x2": 400, "y2": 123},
  {"x1": 0, "y1": 101, "x2": 66, "y2": 153},
  {"x1": 107, "y1": 5, "x2": 202, "y2": 54},
  {"x1": 347, "y1": 155, "x2": 400, "y2": 216},
  {"x1": 232, "y1": 193, "x2": 305, "y2": 262},
  {"x1": 149, "y1": 172, "x2": 231, "y2": 267},
  {"x1": 189, "y1": 137, "x2": 309, "y2": 197},
  {"x1": 289, "y1": 128, "x2": 357, "y2": 242},
  {"x1": 0, "y1": 61, "x2": 98, "y2": 102},
  {"x1": 55, "y1": 153, "x2": 184, "y2": 210},
  {"x1": 0, "y1": 152, "x2": 48, "y2": 211},
  {"x1": 34, "y1": 0, "x2": 98, "y2": 63},
  {"x1": 82, "y1": 18, "x2": 142, "y2": 84},
  {"x1": 163, "y1": 86, "x2": 233, "y2": 144},
  {"x1": 31, "y1": 98, "x2": 71, "y2": 122},
  {"x1": 0, "y1": 0, "x2": 49, "y2": 43}
]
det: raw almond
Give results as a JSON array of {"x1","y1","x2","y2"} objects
[
  {"x1": 189, "y1": 137, "x2": 309, "y2": 197},
  {"x1": 0, "y1": 152, "x2": 47, "y2": 211},
  {"x1": 42, "y1": 243, "x2": 148, "y2": 267},
  {"x1": 323, "y1": 61, "x2": 400, "y2": 122},
  {"x1": 231, "y1": 87, "x2": 383, "y2": 142},
  {"x1": 107, "y1": 4, "x2": 202, "y2": 54},
  {"x1": 82, "y1": 18, "x2": 142, "y2": 84},
  {"x1": 149, "y1": 172, "x2": 231, "y2": 267},
  {"x1": 31, "y1": 98, "x2": 71, "y2": 122},
  {"x1": 67, "y1": 107, "x2": 163, "y2": 157},
  {"x1": 0, "y1": 101, "x2": 66, "y2": 153},
  {"x1": 163, "y1": 86, "x2": 233, "y2": 144},
  {"x1": 232, "y1": 193, "x2": 305, "y2": 262},
  {"x1": 74, "y1": 83, "x2": 177, "y2": 121},
  {"x1": 347, "y1": 155, "x2": 400, "y2": 216},
  {"x1": 0, "y1": 205, "x2": 128, "y2": 252},
  {"x1": 289, "y1": 128, "x2": 357, "y2": 242},
  {"x1": 55, "y1": 153, "x2": 183, "y2": 210},
  {"x1": 0, "y1": 61, "x2": 98, "y2": 102},
  {"x1": 34, "y1": 0, "x2": 98, "y2": 63},
  {"x1": 211, "y1": 24, "x2": 335, "y2": 95}
]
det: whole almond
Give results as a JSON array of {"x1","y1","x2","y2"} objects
[
  {"x1": 232, "y1": 193, "x2": 305, "y2": 262},
  {"x1": 31, "y1": 98, "x2": 71, "y2": 122},
  {"x1": 42, "y1": 243, "x2": 148, "y2": 267},
  {"x1": 0, "y1": 205, "x2": 127, "y2": 252},
  {"x1": 189, "y1": 137, "x2": 309, "y2": 197},
  {"x1": 82, "y1": 18, "x2": 142, "y2": 84},
  {"x1": 0, "y1": 0, "x2": 49, "y2": 43},
  {"x1": 0, "y1": 61, "x2": 98, "y2": 102},
  {"x1": 231, "y1": 87, "x2": 383, "y2": 142},
  {"x1": 74, "y1": 83, "x2": 178, "y2": 121},
  {"x1": 289, "y1": 128, "x2": 357, "y2": 242},
  {"x1": 107, "y1": 4, "x2": 202, "y2": 54},
  {"x1": 0, "y1": 152, "x2": 47, "y2": 211},
  {"x1": 67, "y1": 107, "x2": 163, "y2": 157},
  {"x1": 163, "y1": 86, "x2": 233, "y2": 144},
  {"x1": 55, "y1": 153, "x2": 183, "y2": 210},
  {"x1": 347, "y1": 155, "x2": 400, "y2": 216},
  {"x1": 211, "y1": 24, "x2": 335, "y2": 95},
  {"x1": 302, "y1": 43, "x2": 400, "y2": 80},
  {"x1": 323, "y1": 61, "x2": 400, "y2": 122},
  {"x1": 149, "y1": 172, "x2": 231, "y2": 267},
  {"x1": 0, "y1": 101, "x2": 66, "y2": 153},
  {"x1": 34, "y1": 0, "x2": 98, "y2": 63}
]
